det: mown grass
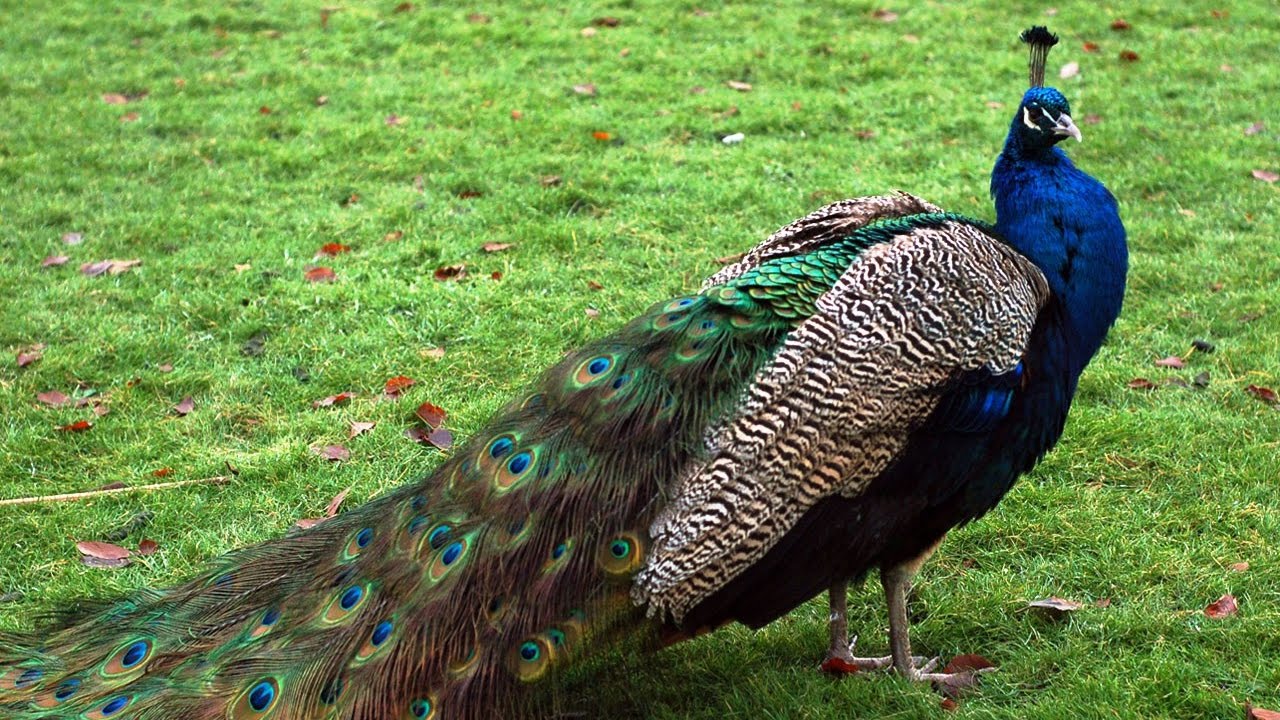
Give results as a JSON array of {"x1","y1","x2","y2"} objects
[{"x1": 1, "y1": 1, "x2": 1278, "y2": 717}]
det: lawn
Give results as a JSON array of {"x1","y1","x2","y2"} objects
[{"x1": 1, "y1": 1, "x2": 1278, "y2": 717}]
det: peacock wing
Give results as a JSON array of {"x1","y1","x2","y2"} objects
[
  {"x1": 705, "y1": 192, "x2": 943, "y2": 287},
  {"x1": 634, "y1": 218, "x2": 1051, "y2": 624}
]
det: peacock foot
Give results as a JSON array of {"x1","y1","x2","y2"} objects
[
  {"x1": 914, "y1": 655, "x2": 998, "y2": 697},
  {"x1": 820, "y1": 634, "x2": 932, "y2": 675}
]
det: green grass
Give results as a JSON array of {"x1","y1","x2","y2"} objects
[{"x1": 2, "y1": 1, "x2": 1278, "y2": 717}]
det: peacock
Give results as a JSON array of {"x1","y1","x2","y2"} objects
[{"x1": 0, "y1": 26, "x2": 1126, "y2": 719}]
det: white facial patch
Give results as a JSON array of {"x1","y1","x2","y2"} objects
[{"x1": 1022, "y1": 106, "x2": 1040, "y2": 131}]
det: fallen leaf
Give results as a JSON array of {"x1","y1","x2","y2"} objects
[
  {"x1": 305, "y1": 266, "x2": 336, "y2": 283},
  {"x1": 1059, "y1": 62, "x2": 1079, "y2": 79},
  {"x1": 902, "y1": 34, "x2": 919, "y2": 43},
  {"x1": 37, "y1": 390, "x2": 71, "y2": 408},
  {"x1": 420, "y1": 347, "x2": 446, "y2": 360},
  {"x1": 152, "y1": 467, "x2": 173, "y2": 477},
  {"x1": 42, "y1": 255, "x2": 70, "y2": 268},
  {"x1": 1251, "y1": 169, "x2": 1279, "y2": 183},
  {"x1": 1126, "y1": 378, "x2": 1157, "y2": 390},
  {"x1": 588, "y1": 280, "x2": 604, "y2": 291},
  {"x1": 1028, "y1": 597, "x2": 1083, "y2": 619},
  {"x1": 1111, "y1": 18, "x2": 1131, "y2": 30},
  {"x1": 1083, "y1": 41, "x2": 1100, "y2": 52},
  {"x1": 689, "y1": 85, "x2": 707, "y2": 95},
  {"x1": 1119, "y1": 49, "x2": 1140, "y2": 62},
  {"x1": 456, "y1": 189, "x2": 482, "y2": 199},
  {"x1": 580, "y1": 26, "x2": 597, "y2": 37},
  {"x1": 943, "y1": 654, "x2": 996, "y2": 673},
  {"x1": 1246, "y1": 705, "x2": 1280, "y2": 720},
  {"x1": 592, "y1": 131, "x2": 612, "y2": 141},
  {"x1": 540, "y1": 175, "x2": 562, "y2": 187},
  {"x1": 415, "y1": 401, "x2": 447, "y2": 428},
  {"x1": 315, "y1": 95, "x2": 329, "y2": 106},
  {"x1": 349, "y1": 421, "x2": 375, "y2": 438},
  {"x1": 482, "y1": 242, "x2": 514, "y2": 253},
  {"x1": 233, "y1": 263, "x2": 252, "y2": 272},
  {"x1": 855, "y1": 129, "x2": 876, "y2": 139},
  {"x1": 325, "y1": 487, "x2": 351, "y2": 515},
  {"x1": 136, "y1": 538, "x2": 159, "y2": 556},
  {"x1": 242, "y1": 331, "x2": 268, "y2": 357},
  {"x1": 93, "y1": 403, "x2": 111, "y2": 417},
  {"x1": 385, "y1": 114, "x2": 407, "y2": 127},
  {"x1": 572, "y1": 83, "x2": 598, "y2": 96},
  {"x1": 77, "y1": 541, "x2": 132, "y2": 568},
  {"x1": 1095, "y1": 597, "x2": 1112, "y2": 608},
  {"x1": 490, "y1": 270, "x2": 502, "y2": 281},
  {"x1": 872, "y1": 8, "x2": 898, "y2": 22},
  {"x1": 316, "y1": 242, "x2": 350, "y2": 257},
  {"x1": 120, "y1": 112, "x2": 140, "y2": 123},
  {"x1": 1245, "y1": 121, "x2": 1265, "y2": 136},
  {"x1": 1154, "y1": 355, "x2": 1185, "y2": 369},
  {"x1": 427, "y1": 427, "x2": 454, "y2": 449},
  {"x1": 592, "y1": 16, "x2": 621, "y2": 26},
  {"x1": 725, "y1": 80, "x2": 753, "y2": 92},
  {"x1": 433, "y1": 264, "x2": 466, "y2": 281},
  {"x1": 619, "y1": 47, "x2": 631, "y2": 57},
  {"x1": 173, "y1": 396, "x2": 195, "y2": 416},
  {"x1": 1245, "y1": 385, "x2": 1278, "y2": 405},
  {"x1": 158, "y1": 362, "x2": 174, "y2": 373},
  {"x1": 510, "y1": 109, "x2": 523, "y2": 120},
  {"x1": 17, "y1": 345, "x2": 45, "y2": 368},
  {"x1": 102, "y1": 93, "x2": 128, "y2": 105},
  {"x1": 940, "y1": 698, "x2": 959, "y2": 711},
  {"x1": 1178, "y1": 208, "x2": 1196, "y2": 217},
  {"x1": 1192, "y1": 372, "x2": 1211, "y2": 388},
  {"x1": 467, "y1": 12, "x2": 490, "y2": 23},
  {"x1": 1221, "y1": 64, "x2": 1234, "y2": 72},
  {"x1": 312, "y1": 391, "x2": 356, "y2": 408},
  {"x1": 1204, "y1": 593, "x2": 1238, "y2": 619},
  {"x1": 313, "y1": 444, "x2": 350, "y2": 462},
  {"x1": 259, "y1": 105, "x2": 272, "y2": 115},
  {"x1": 394, "y1": 2, "x2": 413, "y2": 12},
  {"x1": 81, "y1": 259, "x2": 141, "y2": 277},
  {"x1": 985, "y1": 101, "x2": 1005, "y2": 109},
  {"x1": 584, "y1": 307, "x2": 600, "y2": 318},
  {"x1": 1231, "y1": 561, "x2": 1250, "y2": 572},
  {"x1": 384, "y1": 375, "x2": 416, "y2": 397},
  {"x1": 57, "y1": 420, "x2": 93, "y2": 432}
]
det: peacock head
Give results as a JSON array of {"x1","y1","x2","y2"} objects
[{"x1": 1013, "y1": 86, "x2": 1081, "y2": 148}]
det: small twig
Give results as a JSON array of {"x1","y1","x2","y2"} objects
[{"x1": 0, "y1": 476, "x2": 230, "y2": 506}]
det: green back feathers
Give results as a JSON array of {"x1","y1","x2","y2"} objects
[{"x1": 0, "y1": 210, "x2": 959, "y2": 720}]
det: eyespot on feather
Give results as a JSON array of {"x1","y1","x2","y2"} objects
[
  {"x1": 405, "y1": 695, "x2": 438, "y2": 720},
  {"x1": 597, "y1": 533, "x2": 646, "y2": 577},
  {"x1": 509, "y1": 635, "x2": 557, "y2": 682},
  {"x1": 101, "y1": 638, "x2": 153, "y2": 677},
  {"x1": 228, "y1": 678, "x2": 280, "y2": 717}
]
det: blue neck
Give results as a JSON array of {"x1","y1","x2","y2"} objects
[{"x1": 990, "y1": 131, "x2": 1128, "y2": 378}]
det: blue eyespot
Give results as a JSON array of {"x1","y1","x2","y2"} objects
[
  {"x1": 410, "y1": 495, "x2": 426, "y2": 511},
  {"x1": 611, "y1": 374, "x2": 630, "y2": 390},
  {"x1": 547, "y1": 628, "x2": 567, "y2": 647},
  {"x1": 53, "y1": 678, "x2": 80, "y2": 701},
  {"x1": 371, "y1": 620, "x2": 393, "y2": 646},
  {"x1": 261, "y1": 608, "x2": 280, "y2": 626},
  {"x1": 507, "y1": 452, "x2": 531, "y2": 475},
  {"x1": 410, "y1": 698, "x2": 432, "y2": 718},
  {"x1": 248, "y1": 681, "x2": 275, "y2": 711},
  {"x1": 340, "y1": 585, "x2": 363, "y2": 610},
  {"x1": 428, "y1": 525, "x2": 451, "y2": 549},
  {"x1": 519, "y1": 641, "x2": 540, "y2": 662},
  {"x1": 14, "y1": 668, "x2": 42, "y2": 688},
  {"x1": 610, "y1": 540, "x2": 630, "y2": 558},
  {"x1": 355, "y1": 528, "x2": 374, "y2": 548},
  {"x1": 441, "y1": 542, "x2": 463, "y2": 566},
  {"x1": 587, "y1": 357, "x2": 611, "y2": 375},
  {"x1": 551, "y1": 542, "x2": 568, "y2": 560},
  {"x1": 489, "y1": 436, "x2": 514, "y2": 459},
  {"x1": 407, "y1": 515, "x2": 428, "y2": 535},
  {"x1": 101, "y1": 695, "x2": 129, "y2": 715},
  {"x1": 121, "y1": 641, "x2": 149, "y2": 668},
  {"x1": 677, "y1": 298, "x2": 693, "y2": 307},
  {"x1": 701, "y1": 320, "x2": 715, "y2": 330}
]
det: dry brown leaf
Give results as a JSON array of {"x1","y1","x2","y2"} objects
[
  {"x1": 57, "y1": 420, "x2": 93, "y2": 432},
  {"x1": 725, "y1": 80, "x2": 752, "y2": 92},
  {"x1": 1119, "y1": 49, "x2": 1140, "y2": 62},
  {"x1": 467, "y1": 12, "x2": 490, "y2": 24},
  {"x1": 433, "y1": 264, "x2": 466, "y2": 281},
  {"x1": 482, "y1": 242, "x2": 514, "y2": 253},
  {"x1": 587, "y1": 280, "x2": 604, "y2": 291},
  {"x1": 584, "y1": 307, "x2": 600, "y2": 318},
  {"x1": 580, "y1": 26, "x2": 597, "y2": 37},
  {"x1": 77, "y1": 540, "x2": 132, "y2": 561},
  {"x1": 1251, "y1": 169, "x2": 1279, "y2": 183},
  {"x1": 384, "y1": 230, "x2": 404, "y2": 241},
  {"x1": 415, "y1": 401, "x2": 447, "y2": 429},
  {"x1": 385, "y1": 114, "x2": 407, "y2": 127},
  {"x1": 1245, "y1": 121, "x2": 1265, "y2": 136},
  {"x1": 1230, "y1": 561, "x2": 1250, "y2": 572},
  {"x1": 349, "y1": 421, "x2": 376, "y2": 438},
  {"x1": 312, "y1": 391, "x2": 356, "y2": 408},
  {"x1": 1245, "y1": 385, "x2": 1278, "y2": 404},
  {"x1": 572, "y1": 83, "x2": 597, "y2": 96},
  {"x1": 305, "y1": 266, "x2": 336, "y2": 283},
  {"x1": 540, "y1": 175, "x2": 562, "y2": 187},
  {"x1": 136, "y1": 538, "x2": 160, "y2": 556},
  {"x1": 1204, "y1": 593, "x2": 1238, "y2": 619},
  {"x1": 420, "y1": 347, "x2": 446, "y2": 360},
  {"x1": 872, "y1": 8, "x2": 898, "y2": 22},
  {"x1": 1246, "y1": 705, "x2": 1280, "y2": 720},
  {"x1": 173, "y1": 396, "x2": 195, "y2": 416},
  {"x1": 1028, "y1": 597, "x2": 1083, "y2": 619},
  {"x1": 384, "y1": 375, "x2": 416, "y2": 397},
  {"x1": 313, "y1": 444, "x2": 350, "y2": 462},
  {"x1": 37, "y1": 390, "x2": 71, "y2": 408},
  {"x1": 1126, "y1": 378, "x2": 1157, "y2": 390},
  {"x1": 17, "y1": 345, "x2": 44, "y2": 368},
  {"x1": 1154, "y1": 355, "x2": 1185, "y2": 368},
  {"x1": 1111, "y1": 18, "x2": 1131, "y2": 30}
]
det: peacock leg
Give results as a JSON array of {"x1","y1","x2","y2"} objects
[
  {"x1": 881, "y1": 542, "x2": 996, "y2": 686},
  {"x1": 820, "y1": 578, "x2": 926, "y2": 674}
]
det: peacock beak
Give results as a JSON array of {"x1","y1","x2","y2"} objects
[{"x1": 1052, "y1": 113, "x2": 1083, "y2": 142}]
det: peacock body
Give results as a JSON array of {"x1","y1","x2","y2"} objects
[{"x1": 0, "y1": 27, "x2": 1126, "y2": 720}]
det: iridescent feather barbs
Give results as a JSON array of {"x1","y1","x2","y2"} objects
[{"x1": 0, "y1": 26, "x2": 1125, "y2": 719}]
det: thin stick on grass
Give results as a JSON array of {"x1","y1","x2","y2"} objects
[{"x1": 0, "y1": 476, "x2": 230, "y2": 506}]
